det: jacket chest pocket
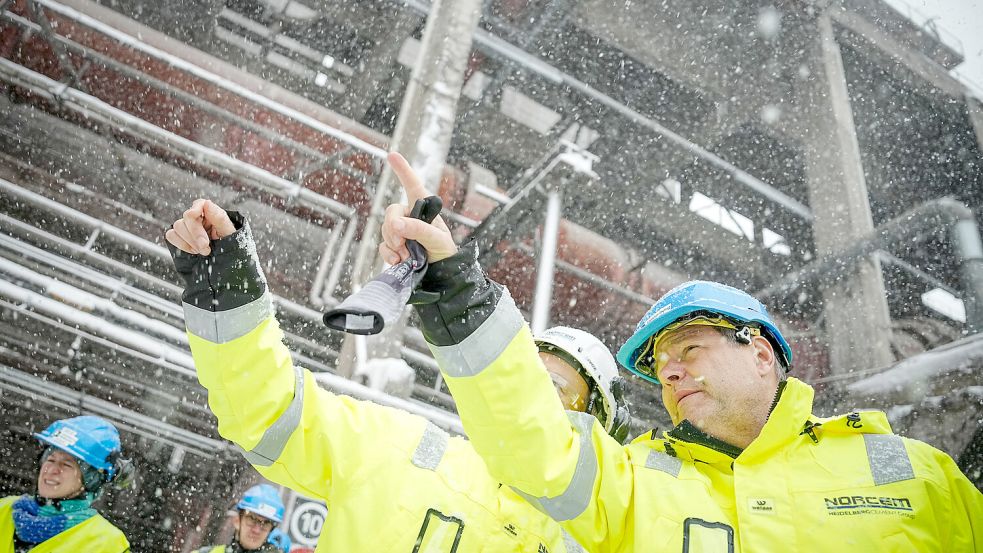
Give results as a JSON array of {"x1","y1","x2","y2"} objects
[
  {"x1": 635, "y1": 452, "x2": 737, "y2": 552},
  {"x1": 397, "y1": 503, "x2": 544, "y2": 553},
  {"x1": 681, "y1": 518, "x2": 735, "y2": 553},
  {"x1": 410, "y1": 508, "x2": 466, "y2": 553}
]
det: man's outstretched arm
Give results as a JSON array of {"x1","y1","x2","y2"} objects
[
  {"x1": 383, "y1": 154, "x2": 633, "y2": 552},
  {"x1": 167, "y1": 199, "x2": 447, "y2": 502}
]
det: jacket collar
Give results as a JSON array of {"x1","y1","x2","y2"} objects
[
  {"x1": 739, "y1": 377, "x2": 815, "y2": 462},
  {"x1": 635, "y1": 378, "x2": 822, "y2": 465}
]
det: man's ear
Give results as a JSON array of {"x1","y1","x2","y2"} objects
[{"x1": 751, "y1": 335, "x2": 776, "y2": 377}]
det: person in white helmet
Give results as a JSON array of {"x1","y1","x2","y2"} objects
[{"x1": 165, "y1": 198, "x2": 631, "y2": 552}]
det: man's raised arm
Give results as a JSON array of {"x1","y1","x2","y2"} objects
[{"x1": 382, "y1": 153, "x2": 634, "y2": 551}]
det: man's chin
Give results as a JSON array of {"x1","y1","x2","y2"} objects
[{"x1": 242, "y1": 540, "x2": 265, "y2": 550}]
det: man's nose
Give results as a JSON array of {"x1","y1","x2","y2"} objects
[{"x1": 660, "y1": 358, "x2": 686, "y2": 384}]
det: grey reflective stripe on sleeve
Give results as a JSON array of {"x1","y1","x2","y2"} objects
[
  {"x1": 562, "y1": 529, "x2": 586, "y2": 553},
  {"x1": 513, "y1": 411, "x2": 598, "y2": 522},
  {"x1": 411, "y1": 422, "x2": 449, "y2": 471},
  {"x1": 429, "y1": 289, "x2": 524, "y2": 378},
  {"x1": 241, "y1": 366, "x2": 305, "y2": 467},
  {"x1": 864, "y1": 434, "x2": 915, "y2": 485},
  {"x1": 184, "y1": 292, "x2": 273, "y2": 344},
  {"x1": 644, "y1": 449, "x2": 682, "y2": 478}
]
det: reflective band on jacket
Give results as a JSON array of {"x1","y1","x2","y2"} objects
[
  {"x1": 430, "y1": 290, "x2": 523, "y2": 378},
  {"x1": 562, "y1": 529, "x2": 586, "y2": 553},
  {"x1": 864, "y1": 434, "x2": 915, "y2": 485},
  {"x1": 184, "y1": 292, "x2": 273, "y2": 344},
  {"x1": 514, "y1": 411, "x2": 598, "y2": 522},
  {"x1": 412, "y1": 422, "x2": 449, "y2": 471},
  {"x1": 242, "y1": 366, "x2": 306, "y2": 467},
  {"x1": 645, "y1": 450, "x2": 682, "y2": 478}
]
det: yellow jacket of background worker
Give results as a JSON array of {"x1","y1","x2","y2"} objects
[
  {"x1": 170, "y1": 214, "x2": 581, "y2": 553},
  {"x1": 0, "y1": 496, "x2": 129, "y2": 553},
  {"x1": 410, "y1": 250, "x2": 983, "y2": 553}
]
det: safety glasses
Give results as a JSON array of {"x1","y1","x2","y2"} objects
[
  {"x1": 548, "y1": 370, "x2": 588, "y2": 411},
  {"x1": 633, "y1": 312, "x2": 761, "y2": 382},
  {"x1": 241, "y1": 512, "x2": 275, "y2": 531}
]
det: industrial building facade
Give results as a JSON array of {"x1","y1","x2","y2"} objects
[{"x1": 0, "y1": 0, "x2": 980, "y2": 549}]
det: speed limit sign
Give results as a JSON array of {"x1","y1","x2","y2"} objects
[{"x1": 287, "y1": 496, "x2": 327, "y2": 547}]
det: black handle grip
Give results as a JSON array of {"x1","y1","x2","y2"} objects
[{"x1": 409, "y1": 196, "x2": 443, "y2": 225}]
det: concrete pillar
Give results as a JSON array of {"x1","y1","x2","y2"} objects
[
  {"x1": 795, "y1": 14, "x2": 894, "y2": 374},
  {"x1": 338, "y1": 0, "x2": 482, "y2": 375},
  {"x1": 968, "y1": 95, "x2": 983, "y2": 155}
]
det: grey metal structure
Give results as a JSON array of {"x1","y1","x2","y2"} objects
[{"x1": 0, "y1": 0, "x2": 981, "y2": 546}]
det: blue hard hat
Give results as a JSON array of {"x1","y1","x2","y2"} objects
[
  {"x1": 237, "y1": 484, "x2": 285, "y2": 523},
  {"x1": 35, "y1": 416, "x2": 122, "y2": 480},
  {"x1": 268, "y1": 528, "x2": 292, "y2": 552},
  {"x1": 617, "y1": 280, "x2": 793, "y2": 384}
]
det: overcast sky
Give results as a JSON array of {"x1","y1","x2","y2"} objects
[{"x1": 881, "y1": 0, "x2": 982, "y2": 97}]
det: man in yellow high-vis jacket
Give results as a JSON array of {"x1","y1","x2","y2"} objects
[
  {"x1": 0, "y1": 416, "x2": 131, "y2": 553},
  {"x1": 165, "y1": 199, "x2": 631, "y2": 552},
  {"x1": 196, "y1": 484, "x2": 285, "y2": 552},
  {"x1": 377, "y1": 152, "x2": 983, "y2": 552}
]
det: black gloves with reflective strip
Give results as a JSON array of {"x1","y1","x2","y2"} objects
[
  {"x1": 410, "y1": 240, "x2": 505, "y2": 347},
  {"x1": 167, "y1": 211, "x2": 266, "y2": 312}
]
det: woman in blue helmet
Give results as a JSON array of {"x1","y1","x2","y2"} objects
[
  {"x1": 0, "y1": 415, "x2": 131, "y2": 552},
  {"x1": 197, "y1": 484, "x2": 285, "y2": 553}
]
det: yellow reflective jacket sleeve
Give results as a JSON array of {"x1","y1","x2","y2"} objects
[
  {"x1": 426, "y1": 291, "x2": 634, "y2": 553},
  {"x1": 413, "y1": 252, "x2": 983, "y2": 552},
  {"x1": 188, "y1": 313, "x2": 429, "y2": 500},
  {"x1": 171, "y1": 218, "x2": 581, "y2": 552},
  {"x1": 910, "y1": 439, "x2": 983, "y2": 550},
  {"x1": 0, "y1": 496, "x2": 130, "y2": 553},
  {"x1": 170, "y1": 213, "x2": 428, "y2": 499}
]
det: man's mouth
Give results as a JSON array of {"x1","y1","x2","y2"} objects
[{"x1": 674, "y1": 389, "x2": 701, "y2": 404}]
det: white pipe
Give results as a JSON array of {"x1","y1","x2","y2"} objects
[
  {"x1": 0, "y1": 229, "x2": 184, "y2": 319},
  {"x1": 514, "y1": 242, "x2": 656, "y2": 306},
  {"x1": 308, "y1": 216, "x2": 358, "y2": 308},
  {"x1": 0, "y1": 295, "x2": 195, "y2": 387},
  {"x1": 531, "y1": 190, "x2": 561, "y2": 335},
  {"x1": 33, "y1": 0, "x2": 387, "y2": 160},
  {"x1": 0, "y1": 177, "x2": 326, "y2": 325},
  {"x1": 320, "y1": 216, "x2": 359, "y2": 305},
  {"x1": 2, "y1": 224, "x2": 454, "y2": 415},
  {"x1": 0, "y1": 278, "x2": 196, "y2": 372},
  {"x1": 308, "y1": 220, "x2": 346, "y2": 307},
  {"x1": 0, "y1": 366, "x2": 228, "y2": 458},
  {"x1": 0, "y1": 213, "x2": 184, "y2": 301},
  {"x1": 0, "y1": 179, "x2": 445, "y2": 379},
  {"x1": 0, "y1": 256, "x2": 188, "y2": 344},
  {"x1": 0, "y1": 58, "x2": 355, "y2": 218},
  {"x1": 472, "y1": 183, "x2": 511, "y2": 205},
  {"x1": 0, "y1": 177, "x2": 170, "y2": 257},
  {"x1": 0, "y1": 9, "x2": 366, "y2": 182}
]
